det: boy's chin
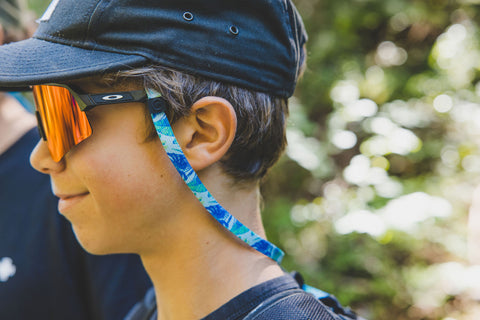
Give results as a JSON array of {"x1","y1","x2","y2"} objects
[{"x1": 72, "y1": 227, "x2": 131, "y2": 256}]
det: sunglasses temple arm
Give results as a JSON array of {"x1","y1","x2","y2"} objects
[
  {"x1": 77, "y1": 90, "x2": 148, "y2": 111},
  {"x1": 34, "y1": 110, "x2": 47, "y2": 141}
]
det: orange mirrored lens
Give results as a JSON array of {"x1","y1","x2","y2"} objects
[{"x1": 33, "y1": 85, "x2": 92, "y2": 162}]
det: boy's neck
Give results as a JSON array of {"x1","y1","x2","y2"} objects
[
  {"x1": 139, "y1": 169, "x2": 284, "y2": 320},
  {"x1": 146, "y1": 243, "x2": 284, "y2": 320}
]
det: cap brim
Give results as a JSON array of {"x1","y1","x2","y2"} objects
[{"x1": 0, "y1": 38, "x2": 148, "y2": 90}]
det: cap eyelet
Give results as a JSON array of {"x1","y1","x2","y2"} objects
[
  {"x1": 183, "y1": 12, "x2": 194, "y2": 21},
  {"x1": 229, "y1": 25, "x2": 239, "y2": 35},
  {"x1": 228, "y1": 26, "x2": 239, "y2": 36}
]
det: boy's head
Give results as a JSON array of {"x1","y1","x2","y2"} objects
[
  {"x1": 0, "y1": 0, "x2": 307, "y2": 261},
  {"x1": 0, "y1": 0, "x2": 307, "y2": 182}
]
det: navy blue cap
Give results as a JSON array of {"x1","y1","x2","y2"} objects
[{"x1": 0, "y1": 0, "x2": 307, "y2": 98}]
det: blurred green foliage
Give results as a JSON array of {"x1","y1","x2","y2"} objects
[
  {"x1": 25, "y1": 0, "x2": 480, "y2": 319},
  {"x1": 26, "y1": 0, "x2": 49, "y2": 15},
  {"x1": 261, "y1": 0, "x2": 480, "y2": 319}
]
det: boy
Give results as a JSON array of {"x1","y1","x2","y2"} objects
[{"x1": 0, "y1": 0, "x2": 357, "y2": 319}]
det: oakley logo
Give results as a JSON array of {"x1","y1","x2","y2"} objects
[{"x1": 102, "y1": 95, "x2": 124, "y2": 101}]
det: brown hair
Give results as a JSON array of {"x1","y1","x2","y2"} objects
[{"x1": 116, "y1": 66, "x2": 289, "y2": 182}]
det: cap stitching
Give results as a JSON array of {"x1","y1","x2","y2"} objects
[
  {"x1": 280, "y1": 0, "x2": 297, "y2": 90},
  {"x1": 85, "y1": 0, "x2": 110, "y2": 44},
  {"x1": 0, "y1": 56, "x2": 144, "y2": 76},
  {"x1": 290, "y1": 3, "x2": 301, "y2": 79}
]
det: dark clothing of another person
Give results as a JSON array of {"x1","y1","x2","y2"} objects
[{"x1": 0, "y1": 128, "x2": 152, "y2": 320}]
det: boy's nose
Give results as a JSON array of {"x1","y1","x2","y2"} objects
[{"x1": 30, "y1": 139, "x2": 66, "y2": 174}]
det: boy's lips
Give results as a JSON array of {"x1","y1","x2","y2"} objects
[
  {"x1": 56, "y1": 192, "x2": 90, "y2": 200},
  {"x1": 56, "y1": 192, "x2": 90, "y2": 214}
]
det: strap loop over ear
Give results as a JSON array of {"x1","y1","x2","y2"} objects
[{"x1": 148, "y1": 109, "x2": 285, "y2": 263}]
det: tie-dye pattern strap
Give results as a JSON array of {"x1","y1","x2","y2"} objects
[{"x1": 146, "y1": 90, "x2": 284, "y2": 263}]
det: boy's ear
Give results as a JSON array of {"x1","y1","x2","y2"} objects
[{"x1": 172, "y1": 96, "x2": 237, "y2": 171}]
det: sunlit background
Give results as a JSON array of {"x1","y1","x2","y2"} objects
[
  {"x1": 261, "y1": 1, "x2": 480, "y2": 319},
  {"x1": 23, "y1": 0, "x2": 480, "y2": 319}
]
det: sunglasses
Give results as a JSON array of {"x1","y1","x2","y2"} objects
[{"x1": 33, "y1": 84, "x2": 149, "y2": 162}]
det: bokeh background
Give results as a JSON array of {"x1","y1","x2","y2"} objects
[{"x1": 24, "y1": 0, "x2": 480, "y2": 319}]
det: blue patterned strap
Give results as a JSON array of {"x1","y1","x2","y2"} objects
[{"x1": 146, "y1": 89, "x2": 284, "y2": 263}]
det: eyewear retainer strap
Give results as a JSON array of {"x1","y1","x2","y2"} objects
[{"x1": 146, "y1": 90, "x2": 284, "y2": 264}]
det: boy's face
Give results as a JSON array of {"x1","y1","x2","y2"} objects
[{"x1": 30, "y1": 79, "x2": 192, "y2": 254}]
